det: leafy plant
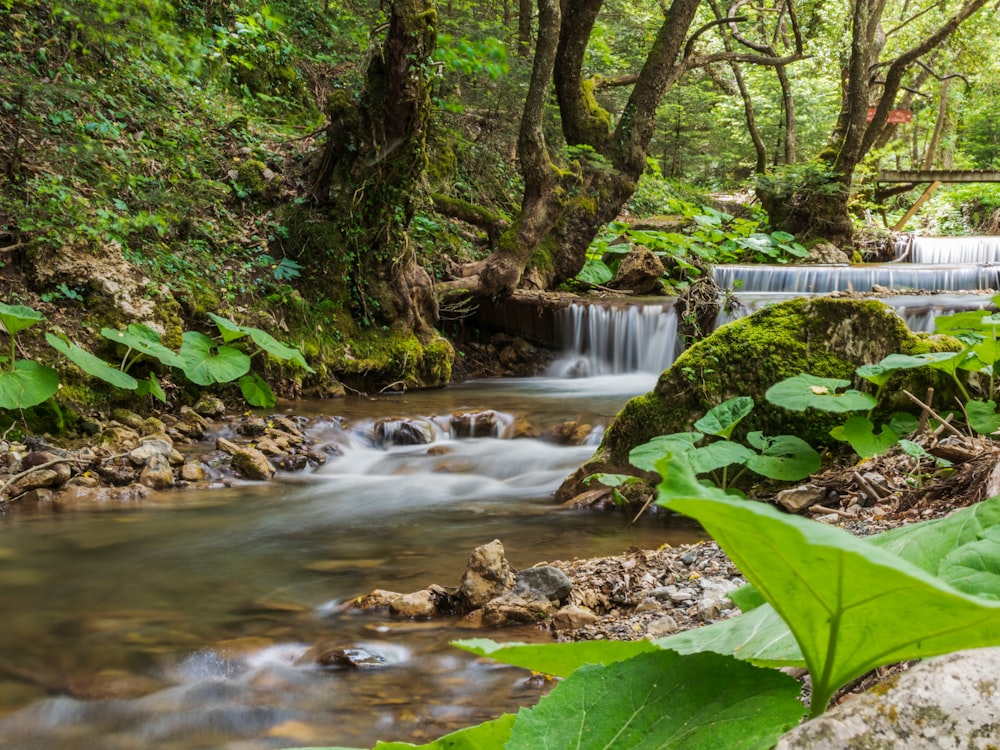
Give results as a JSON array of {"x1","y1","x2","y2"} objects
[{"x1": 0, "y1": 302, "x2": 59, "y2": 410}]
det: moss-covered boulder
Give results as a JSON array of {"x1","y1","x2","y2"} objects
[{"x1": 556, "y1": 297, "x2": 961, "y2": 502}]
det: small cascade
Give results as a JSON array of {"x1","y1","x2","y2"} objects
[
  {"x1": 712, "y1": 263, "x2": 1000, "y2": 294},
  {"x1": 550, "y1": 301, "x2": 680, "y2": 376},
  {"x1": 900, "y1": 236, "x2": 1000, "y2": 264}
]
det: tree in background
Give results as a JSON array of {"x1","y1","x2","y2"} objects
[
  {"x1": 757, "y1": 0, "x2": 990, "y2": 245},
  {"x1": 435, "y1": 0, "x2": 802, "y2": 302}
]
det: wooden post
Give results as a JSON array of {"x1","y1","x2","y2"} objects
[{"x1": 894, "y1": 180, "x2": 943, "y2": 231}]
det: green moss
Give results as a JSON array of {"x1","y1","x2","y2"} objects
[
  {"x1": 235, "y1": 159, "x2": 268, "y2": 196},
  {"x1": 338, "y1": 328, "x2": 454, "y2": 389}
]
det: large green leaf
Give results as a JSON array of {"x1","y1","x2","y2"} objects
[
  {"x1": 967, "y1": 399, "x2": 1000, "y2": 436},
  {"x1": 101, "y1": 324, "x2": 185, "y2": 369},
  {"x1": 765, "y1": 373, "x2": 876, "y2": 413},
  {"x1": 840, "y1": 415, "x2": 898, "y2": 458},
  {"x1": 577, "y1": 258, "x2": 613, "y2": 286},
  {"x1": 0, "y1": 301, "x2": 45, "y2": 336},
  {"x1": 238, "y1": 372, "x2": 276, "y2": 408},
  {"x1": 0, "y1": 360, "x2": 59, "y2": 409},
  {"x1": 179, "y1": 331, "x2": 251, "y2": 385},
  {"x1": 307, "y1": 714, "x2": 516, "y2": 750},
  {"x1": 937, "y1": 526, "x2": 1000, "y2": 602},
  {"x1": 629, "y1": 433, "x2": 702, "y2": 473},
  {"x1": 206, "y1": 312, "x2": 248, "y2": 344},
  {"x1": 452, "y1": 638, "x2": 657, "y2": 678},
  {"x1": 505, "y1": 650, "x2": 803, "y2": 749},
  {"x1": 45, "y1": 333, "x2": 138, "y2": 390},
  {"x1": 693, "y1": 396, "x2": 754, "y2": 439},
  {"x1": 743, "y1": 432, "x2": 820, "y2": 481},
  {"x1": 244, "y1": 326, "x2": 314, "y2": 371},
  {"x1": 690, "y1": 441, "x2": 754, "y2": 474},
  {"x1": 658, "y1": 454, "x2": 1000, "y2": 716},
  {"x1": 135, "y1": 374, "x2": 166, "y2": 403}
]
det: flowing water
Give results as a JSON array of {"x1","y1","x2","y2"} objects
[
  {"x1": 2, "y1": 233, "x2": 994, "y2": 749},
  {"x1": 0, "y1": 376, "x2": 702, "y2": 750}
]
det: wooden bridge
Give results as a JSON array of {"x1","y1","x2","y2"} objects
[
  {"x1": 879, "y1": 169, "x2": 1000, "y2": 183},
  {"x1": 877, "y1": 170, "x2": 1000, "y2": 230}
]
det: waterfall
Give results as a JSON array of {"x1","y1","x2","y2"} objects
[
  {"x1": 551, "y1": 302, "x2": 680, "y2": 376},
  {"x1": 902, "y1": 236, "x2": 1000, "y2": 264},
  {"x1": 711, "y1": 263, "x2": 1000, "y2": 293}
]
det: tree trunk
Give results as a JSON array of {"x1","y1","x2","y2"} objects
[{"x1": 310, "y1": 0, "x2": 439, "y2": 334}]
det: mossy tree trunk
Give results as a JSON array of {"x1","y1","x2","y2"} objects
[
  {"x1": 438, "y1": 0, "x2": 799, "y2": 301},
  {"x1": 759, "y1": 0, "x2": 988, "y2": 247},
  {"x1": 310, "y1": 0, "x2": 439, "y2": 335}
]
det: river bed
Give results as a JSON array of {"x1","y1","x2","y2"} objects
[{"x1": 0, "y1": 373, "x2": 701, "y2": 749}]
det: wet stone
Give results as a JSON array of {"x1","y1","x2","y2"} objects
[
  {"x1": 374, "y1": 418, "x2": 435, "y2": 447},
  {"x1": 459, "y1": 539, "x2": 515, "y2": 609},
  {"x1": 237, "y1": 417, "x2": 267, "y2": 437},
  {"x1": 277, "y1": 454, "x2": 309, "y2": 472},
  {"x1": 514, "y1": 566, "x2": 573, "y2": 604}
]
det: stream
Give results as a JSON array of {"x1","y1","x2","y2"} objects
[
  {"x1": 0, "y1": 374, "x2": 700, "y2": 750},
  {"x1": 2, "y1": 234, "x2": 998, "y2": 748}
]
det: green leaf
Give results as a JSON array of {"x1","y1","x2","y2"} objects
[
  {"x1": 888, "y1": 412, "x2": 920, "y2": 436},
  {"x1": 934, "y1": 310, "x2": 991, "y2": 336},
  {"x1": 206, "y1": 311, "x2": 249, "y2": 344},
  {"x1": 135, "y1": 374, "x2": 166, "y2": 403},
  {"x1": 311, "y1": 714, "x2": 517, "y2": 749},
  {"x1": 689, "y1": 440, "x2": 754, "y2": 474},
  {"x1": 587, "y1": 473, "x2": 639, "y2": 488},
  {"x1": 841, "y1": 416, "x2": 898, "y2": 458},
  {"x1": 694, "y1": 396, "x2": 754, "y2": 439},
  {"x1": 967, "y1": 399, "x2": 1000, "y2": 435},
  {"x1": 238, "y1": 372, "x2": 276, "y2": 408},
  {"x1": 452, "y1": 638, "x2": 657, "y2": 678},
  {"x1": 45, "y1": 333, "x2": 139, "y2": 390},
  {"x1": 628, "y1": 433, "x2": 703, "y2": 472},
  {"x1": 659, "y1": 457, "x2": 1000, "y2": 717},
  {"x1": 0, "y1": 360, "x2": 59, "y2": 409},
  {"x1": 576, "y1": 258, "x2": 613, "y2": 286},
  {"x1": 743, "y1": 432, "x2": 820, "y2": 481},
  {"x1": 179, "y1": 331, "x2": 251, "y2": 385},
  {"x1": 0, "y1": 301, "x2": 45, "y2": 336},
  {"x1": 765, "y1": 373, "x2": 876, "y2": 413},
  {"x1": 505, "y1": 650, "x2": 803, "y2": 749},
  {"x1": 243, "y1": 326, "x2": 314, "y2": 371},
  {"x1": 101, "y1": 324, "x2": 185, "y2": 369}
]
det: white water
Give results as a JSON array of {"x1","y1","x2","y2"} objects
[
  {"x1": 900, "y1": 236, "x2": 1000, "y2": 264},
  {"x1": 712, "y1": 263, "x2": 1000, "y2": 294},
  {"x1": 549, "y1": 302, "x2": 680, "y2": 377}
]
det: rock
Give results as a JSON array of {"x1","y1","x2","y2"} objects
[
  {"x1": 110, "y1": 408, "x2": 145, "y2": 429},
  {"x1": 558, "y1": 298, "x2": 962, "y2": 503},
  {"x1": 777, "y1": 648, "x2": 1000, "y2": 749},
  {"x1": 299, "y1": 643, "x2": 388, "y2": 669},
  {"x1": 7, "y1": 468, "x2": 69, "y2": 496},
  {"x1": 459, "y1": 540, "x2": 515, "y2": 609},
  {"x1": 482, "y1": 592, "x2": 556, "y2": 626},
  {"x1": 355, "y1": 589, "x2": 405, "y2": 609},
  {"x1": 552, "y1": 604, "x2": 599, "y2": 630},
  {"x1": 306, "y1": 451, "x2": 328, "y2": 466},
  {"x1": 805, "y1": 241, "x2": 852, "y2": 265},
  {"x1": 610, "y1": 245, "x2": 666, "y2": 295},
  {"x1": 545, "y1": 420, "x2": 595, "y2": 446},
  {"x1": 664, "y1": 585, "x2": 695, "y2": 604},
  {"x1": 129, "y1": 437, "x2": 183, "y2": 467},
  {"x1": 21, "y1": 451, "x2": 73, "y2": 482},
  {"x1": 389, "y1": 590, "x2": 438, "y2": 618},
  {"x1": 634, "y1": 597, "x2": 660, "y2": 613},
  {"x1": 510, "y1": 416, "x2": 541, "y2": 439},
  {"x1": 254, "y1": 437, "x2": 287, "y2": 456},
  {"x1": 644, "y1": 615, "x2": 678, "y2": 637},
  {"x1": 776, "y1": 483, "x2": 832, "y2": 513},
  {"x1": 64, "y1": 671, "x2": 164, "y2": 700},
  {"x1": 271, "y1": 416, "x2": 305, "y2": 436},
  {"x1": 139, "y1": 454, "x2": 174, "y2": 490},
  {"x1": 179, "y1": 461, "x2": 207, "y2": 482},
  {"x1": 374, "y1": 418, "x2": 435, "y2": 447},
  {"x1": 140, "y1": 417, "x2": 166, "y2": 436},
  {"x1": 194, "y1": 395, "x2": 227, "y2": 418},
  {"x1": 231, "y1": 448, "x2": 276, "y2": 481},
  {"x1": 514, "y1": 566, "x2": 573, "y2": 604},
  {"x1": 237, "y1": 417, "x2": 268, "y2": 437},
  {"x1": 697, "y1": 578, "x2": 740, "y2": 621},
  {"x1": 96, "y1": 425, "x2": 143, "y2": 453},
  {"x1": 216, "y1": 437, "x2": 240, "y2": 455},
  {"x1": 277, "y1": 454, "x2": 309, "y2": 472},
  {"x1": 451, "y1": 410, "x2": 504, "y2": 438}
]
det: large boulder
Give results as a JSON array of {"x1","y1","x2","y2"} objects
[
  {"x1": 778, "y1": 648, "x2": 1000, "y2": 749},
  {"x1": 557, "y1": 297, "x2": 959, "y2": 502}
]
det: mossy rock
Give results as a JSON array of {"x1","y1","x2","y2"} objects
[
  {"x1": 556, "y1": 297, "x2": 962, "y2": 502},
  {"x1": 337, "y1": 329, "x2": 454, "y2": 390}
]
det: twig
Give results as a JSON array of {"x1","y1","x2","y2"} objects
[
  {"x1": 853, "y1": 470, "x2": 886, "y2": 501},
  {"x1": 0, "y1": 242, "x2": 25, "y2": 254},
  {"x1": 808, "y1": 504, "x2": 855, "y2": 518},
  {"x1": 379, "y1": 381, "x2": 407, "y2": 394},
  {"x1": 0, "y1": 457, "x2": 92, "y2": 503},
  {"x1": 902, "y1": 389, "x2": 966, "y2": 440},
  {"x1": 917, "y1": 386, "x2": 933, "y2": 433}
]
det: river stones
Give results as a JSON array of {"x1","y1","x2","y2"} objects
[{"x1": 459, "y1": 539, "x2": 515, "y2": 609}]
